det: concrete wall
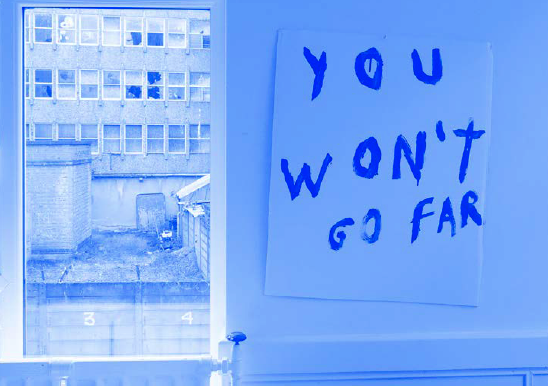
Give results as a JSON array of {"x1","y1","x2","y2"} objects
[
  {"x1": 91, "y1": 175, "x2": 201, "y2": 229},
  {"x1": 26, "y1": 142, "x2": 92, "y2": 253}
]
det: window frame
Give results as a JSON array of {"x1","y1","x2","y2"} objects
[
  {"x1": 102, "y1": 15, "x2": 121, "y2": 47},
  {"x1": 56, "y1": 13, "x2": 77, "y2": 45},
  {"x1": 33, "y1": 12, "x2": 53, "y2": 44},
  {"x1": 146, "y1": 70, "x2": 165, "y2": 101},
  {"x1": 124, "y1": 124, "x2": 144, "y2": 154},
  {"x1": 146, "y1": 123, "x2": 165, "y2": 154},
  {"x1": 56, "y1": 68, "x2": 77, "y2": 100},
  {"x1": 146, "y1": 17, "x2": 165, "y2": 47},
  {"x1": 102, "y1": 123, "x2": 122, "y2": 154},
  {"x1": 80, "y1": 69, "x2": 100, "y2": 100},
  {"x1": 1, "y1": 0, "x2": 225, "y2": 360},
  {"x1": 57, "y1": 123, "x2": 77, "y2": 140},
  {"x1": 189, "y1": 71, "x2": 210, "y2": 102},
  {"x1": 80, "y1": 123, "x2": 100, "y2": 154},
  {"x1": 124, "y1": 69, "x2": 144, "y2": 100},
  {"x1": 168, "y1": 124, "x2": 186, "y2": 154},
  {"x1": 102, "y1": 69, "x2": 122, "y2": 100},
  {"x1": 79, "y1": 14, "x2": 99, "y2": 46},
  {"x1": 167, "y1": 18, "x2": 186, "y2": 48},
  {"x1": 33, "y1": 68, "x2": 53, "y2": 99},
  {"x1": 167, "y1": 71, "x2": 186, "y2": 101},
  {"x1": 124, "y1": 16, "x2": 144, "y2": 47}
]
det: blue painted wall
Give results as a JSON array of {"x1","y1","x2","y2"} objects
[{"x1": 224, "y1": 0, "x2": 548, "y2": 379}]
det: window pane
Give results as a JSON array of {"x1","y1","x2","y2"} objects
[
  {"x1": 81, "y1": 15, "x2": 98, "y2": 29},
  {"x1": 58, "y1": 70, "x2": 75, "y2": 83},
  {"x1": 35, "y1": 69, "x2": 52, "y2": 83},
  {"x1": 168, "y1": 87, "x2": 185, "y2": 100},
  {"x1": 104, "y1": 16, "x2": 120, "y2": 30},
  {"x1": 126, "y1": 124, "x2": 142, "y2": 138},
  {"x1": 35, "y1": 14, "x2": 52, "y2": 28},
  {"x1": 104, "y1": 124, "x2": 120, "y2": 138},
  {"x1": 35, "y1": 85, "x2": 52, "y2": 98},
  {"x1": 35, "y1": 29, "x2": 53, "y2": 43},
  {"x1": 81, "y1": 124, "x2": 98, "y2": 139},
  {"x1": 81, "y1": 31, "x2": 98, "y2": 44},
  {"x1": 58, "y1": 15, "x2": 76, "y2": 44},
  {"x1": 34, "y1": 123, "x2": 52, "y2": 139},
  {"x1": 58, "y1": 124, "x2": 76, "y2": 139},
  {"x1": 169, "y1": 125, "x2": 185, "y2": 138},
  {"x1": 104, "y1": 71, "x2": 121, "y2": 85},
  {"x1": 126, "y1": 70, "x2": 142, "y2": 84},
  {"x1": 58, "y1": 84, "x2": 76, "y2": 99},
  {"x1": 81, "y1": 70, "x2": 98, "y2": 83},
  {"x1": 168, "y1": 33, "x2": 185, "y2": 48},
  {"x1": 147, "y1": 124, "x2": 163, "y2": 138},
  {"x1": 147, "y1": 33, "x2": 164, "y2": 47},
  {"x1": 169, "y1": 72, "x2": 185, "y2": 84}
]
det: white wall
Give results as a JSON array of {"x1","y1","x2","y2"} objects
[{"x1": 224, "y1": 0, "x2": 548, "y2": 380}]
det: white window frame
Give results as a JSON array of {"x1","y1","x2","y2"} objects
[
  {"x1": 102, "y1": 69, "x2": 122, "y2": 100},
  {"x1": 56, "y1": 13, "x2": 77, "y2": 45},
  {"x1": 102, "y1": 15, "x2": 121, "y2": 46},
  {"x1": 25, "y1": 68, "x2": 30, "y2": 98},
  {"x1": 33, "y1": 123, "x2": 53, "y2": 141},
  {"x1": 124, "y1": 124, "x2": 144, "y2": 154},
  {"x1": 146, "y1": 17, "x2": 165, "y2": 47},
  {"x1": 124, "y1": 16, "x2": 144, "y2": 47},
  {"x1": 189, "y1": 123, "x2": 211, "y2": 154},
  {"x1": 189, "y1": 19, "x2": 210, "y2": 49},
  {"x1": 190, "y1": 71, "x2": 211, "y2": 102},
  {"x1": 57, "y1": 123, "x2": 77, "y2": 140},
  {"x1": 102, "y1": 123, "x2": 122, "y2": 154},
  {"x1": 33, "y1": 68, "x2": 53, "y2": 99},
  {"x1": 146, "y1": 123, "x2": 165, "y2": 154},
  {"x1": 168, "y1": 124, "x2": 186, "y2": 154},
  {"x1": 24, "y1": 12, "x2": 31, "y2": 43},
  {"x1": 124, "y1": 69, "x2": 144, "y2": 100},
  {"x1": 80, "y1": 69, "x2": 100, "y2": 100},
  {"x1": 79, "y1": 14, "x2": 99, "y2": 45},
  {"x1": 146, "y1": 70, "x2": 165, "y2": 100},
  {"x1": 33, "y1": 13, "x2": 53, "y2": 44},
  {"x1": 56, "y1": 69, "x2": 77, "y2": 100},
  {"x1": 80, "y1": 123, "x2": 100, "y2": 154},
  {"x1": 1, "y1": 0, "x2": 225, "y2": 361},
  {"x1": 168, "y1": 71, "x2": 186, "y2": 101},
  {"x1": 167, "y1": 18, "x2": 186, "y2": 48}
]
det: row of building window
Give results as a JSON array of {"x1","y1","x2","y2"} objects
[
  {"x1": 25, "y1": 69, "x2": 210, "y2": 101},
  {"x1": 26, "y1": 123, "x2": 211, "y2": 154},
  {"x1": 25, "y1": 13, "x2": 210, "y2": 49}
]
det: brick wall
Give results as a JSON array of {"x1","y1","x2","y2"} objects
[{"x1": 26, "y1": 142, "x2": 92, "y2": 255}]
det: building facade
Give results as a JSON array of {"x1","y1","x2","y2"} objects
[{"x1": 25, "y1": 8, "x2": 211, "y2": 229}]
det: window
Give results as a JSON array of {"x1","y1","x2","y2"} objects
[
  {"x1": 80, "y1": 15, "x2": 99, "y2": 45},
  {"x1": 147, "y1": 71, "x2": 164, "y2": 100},
  {"x1": 25, "y1": 13, "x2": 31, "y2": 43},
  {"x1": 34, "y1": 69, "x2": 53, "y2": 99},
  {"x1": 147, "y1": 124, "x2": 164, "y2": 153},
  {"x1": 168, "y1": 124, "x2": 185, "y2": 153},
  {"x1": 168, "y1": 72, "x2": 186, "y2": 100},
  {"x1": 146, "y1": 18, "x2": 164, "y2": 47},
  {"x1": 25, "y1": 69, "x2": 30, "y2": 98},
  {"x1": 103, "y1": 70, "x2": 121, "y2": 100},
  {"x1": 125, "y1": 70, "x2": 143, "y2": 100},
  {"x1": 26, "y1": 124, "x2": 31, "y2": 140},
  {"x1": 189, "y1": 123, "x2": 210, "y2": 153},
  {"x1": 124, "y1": 17, "x2": 143, "y2": 46},
  {"x1": 80, "y1": 70, "x2": 99, "y2": 99},
  {"x1": 81, "y1": 124, "x2": 99, "y2": 153},
  {"x1": 125, "y1": 124, "x2": 143, "y2": 153},
  {"x1": 57, "y1": 14, "x2": 76, "y2": 44},
  {"x1": 190, "y1": 124, "x2": 210, "y2": 154},
  {"x1": 168, "y1": 18, "x2": 186, "y2": 48},
  {"x1": 34, "y1": 123, "x2": 53, "y2": 141},
  {"x1": 103, "y1": 124, "x2": 121, "y2": 153},
  {"x1": 34, "y1": 13, "x2": 53, "y2": 43},
  {"x1": 57, "y1": 69, "x2": 76, "y2": 100},
  {"x1": 189, "y1": 20, "x2": 210, "y2": 49},
  {"x1": 58, "y1": 124, "x2": 76, "y2": 140},
  {"x1": 102, "y1": 16, "x2": 121, "y2": 46},
  {"x1": 190, "y1": 72, "x2": 210, "y2": 102}
]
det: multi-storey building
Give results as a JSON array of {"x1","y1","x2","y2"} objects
[{"x1": 24, "y1": 8, "x2": 211, "y2": 230}]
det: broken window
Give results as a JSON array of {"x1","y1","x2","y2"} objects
[
  {"x1": 34, "y1": 123, "x2": 53, "y2": 141},
  {"x1": 80, "y1": 15, "x2": 99, "y2": 45},
  {"x1": 125, "y1": 125, "x2": 143, "y2": 153},
  {"x1": 81, "y1": 124, "x2": 99, "y2": 153},
  {"x1": 189, "y1": 20, "x2": 210, "y2": 49},
  {"x1": 34, "y1": 69, "x2": 53, "y2": 99},
  {"x1": 146, "y1": 18, "x2": 164, "y2": 47},
  {"x1": 103, "y1": 16, "x2": 121, "y2": 46},
  {"x1": 58, "y1": 124, "x2": 76, "y2": 140},
  {"x1": 125, "y1": 70, "x2": 143, "y2": 99},
  {"x1": 103, "y1": 124, "x2": 121, "y2": 153},
  {"x1": 103, "y1": 70, "x2": 121, "y2": 99},
  {"x1": 124, "y1": 17, "x2": 143, "y2": 46},
  {"x1": 168, "y1": 124, "x2": 185, "y2": 153},
  {"x1": 147, "y1": 71, "x2": 164, "y2": 100},
  {"x1": 168, "y1": 19, "x2": 186, "y2": 48},
  {"x1": 80, "y1": 70, "x2": 99, "y2": 99},
  {"x1": 25, "y1": 69, "x2": 30, "y2": 98},
  {"x1": 34, "y1": 13, "x2": 52, "y2": 43},
  {"x1": 147, "y1": 124, "x2": 164, "y2": 153},
  {"x1": 57, "y1": 69, "x2": 76, "y2": 99},
  {"x1": 168, "y1": 72, "x2": 186, "y2": 100},
  {"x1": 189, "y1": 123, "x2": 210, "y2": 153},
  {"x1": 190, "y1": 72, "x2": 210, "y2": 102},
  {"x1": 57, "y1": 14, "x2": 76, "y2": 44}
]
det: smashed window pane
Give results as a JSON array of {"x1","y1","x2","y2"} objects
[
  {"x1": 58, "y1": 15, "x2": 76, "y2": 44},
  {"x1": 125, "y1": 70, "x2": 143, "y2": 99},
  {"x1": 147, "y1": 124, "x2": 164, "y2": 153},
  {"x1": 125, "y1": 17, "x2": 143, "y2": 46},
  {"x1": 168, "y1": 125, "x2": 185, "y2": 153},
  {"x1": 147, "y1": 71, "x2": 163, "y2": 100},
  {"x1": 80, "y1": 15, "x2": 99, "y2": 45}
]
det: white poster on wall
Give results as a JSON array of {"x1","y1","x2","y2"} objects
[{"x1": 265, "y1": 30, "x2": 492, "y2": 306}]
